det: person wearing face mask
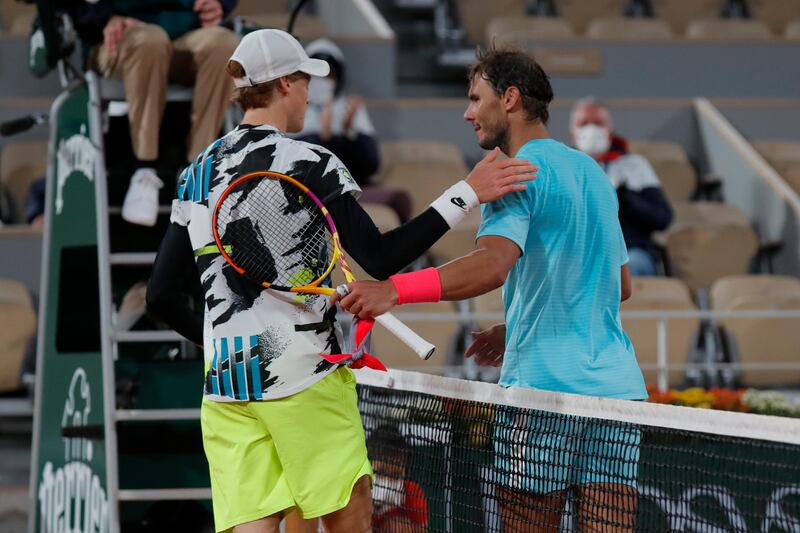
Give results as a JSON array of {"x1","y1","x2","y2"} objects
[
  {"x1": 571, "y1": 98, "x2": 673, "y2": 276},
  {"x1": 294, "y1": 38, "x2": 414, "y2": 223},
  {"x1": 368, "y1": 425, "x2": 429, "y2": 532}
]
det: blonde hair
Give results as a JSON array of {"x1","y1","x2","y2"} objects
[{"x1": 226, "y1": 60, "x2": 307, "y2": 111}]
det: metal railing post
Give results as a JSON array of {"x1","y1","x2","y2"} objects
[{"x1": 657, "y1": 318, "x2": 668, "y2": 392}]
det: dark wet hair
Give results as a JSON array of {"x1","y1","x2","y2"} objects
[{"x1": 468, "y1": 46, "x2": 554, "y2": 124}]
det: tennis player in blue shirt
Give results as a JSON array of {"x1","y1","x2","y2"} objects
[{"x1": 336, "y1": 46, "x2": 647, "y2": 531}]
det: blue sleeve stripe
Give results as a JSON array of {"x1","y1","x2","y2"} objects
[
  {"x1": 177, "y1": 168, "x2": 188, "y2": 201},
  {"x1": 186, "y1": 165, "x2": 196, "y2": 203},
  {"x1": 234, "y1": 336, "x2": 248, "y2": 401},
  {"x1": 203, "y1": 140, "x2": 221, "y2": 201},
  {"x1": 210, "y1": 340, "x2": 219, "y2": 396},
  {"x1": 220, "y1": 337, "x2": 233, "y2": 398},
  {"x1": 249, "y1": 335, "x2": 262, "y2": 400},
  {"x1": 193, "y1": 162, "x2": 202, "y2": 202}
]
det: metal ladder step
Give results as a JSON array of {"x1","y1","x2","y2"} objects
[
  {"x1": 110, "y1": 252, "x2": 156, "y2": 266},
  {"x1": 0, "y1": 398, "x2": 34, "y2": 417},
  {"x1": 112, "y1": 330, "x2": 184, "y2": 342},
  {"x1": 108, "y1": 206, "x2": 171, "y2": 215},
  {"x1": 117, "y1": 488, "x2": 211, "y2": 501},
  {"x1": 116, "y1": 408, "x2": 200, "y2": 422}
]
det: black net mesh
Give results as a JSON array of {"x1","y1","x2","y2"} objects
[
  {"x1": 358, "y1": 381, "x2": 800, "y2": 532},
  {"x1": 216, "y1": 176, "x2": 333, "y2": 288}
]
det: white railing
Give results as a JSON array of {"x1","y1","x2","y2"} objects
[
  {"x1": 386, "y1": 309, "x2": 800, "y2": 392},
  {"x1": 317, "y1": 0, "x2": 395, "y2": 38}
]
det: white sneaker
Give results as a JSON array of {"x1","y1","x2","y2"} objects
[{"x1": 122, "y1": 168, "x2": 163, "y2": 226}]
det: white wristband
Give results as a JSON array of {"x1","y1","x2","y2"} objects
[{"x1": 430, "y1": 180, "x2": 480, "y2": 228}]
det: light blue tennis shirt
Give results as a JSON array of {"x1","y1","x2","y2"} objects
[{"x1": 476, "y1": 138, "x2": 646, "y2": 400}]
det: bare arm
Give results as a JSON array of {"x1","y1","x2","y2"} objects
[
  {"x1": 438, "y1": 236, "x2": 521, "y2": 300},
  {"x1": 335, "y1": 236, "x2": 520, "y2": 319},
  {"x1": 621, "y1": 264, "x2": 632, "y2": 302}
]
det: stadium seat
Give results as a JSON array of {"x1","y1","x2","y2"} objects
[
  {"x1": 363, "y1": 202, "x2": 402, "y2": 232},
  {"x1": 0, "y1": 0, "x2": 36, "y2": 36},
  {"x1": 786, "y1": 19, "x2": 800, "y2": 39},
  {"x1": 752, "y1": 139, "x2": 800, "y2": 195},
  {"x1": 380, "y1": 161, "x2": 469, "y2": 218},
  {"x1": 685, "y1": 18, "x2": 773, "y2": 40},
  {"x1": 0, "y1": 139, "x2": 48, "y2": 224},
  {"x1": 629, "y1": 139, "x2": 690, "y2": 161},
  {"x1": 752, "y1": 139, "x2": 800, "y2": 167},
  {"x1": 586, "y1": 17, "x2": 674, "y2": 40},
  {"x1": 379, "y1": 139, "x2": 467, "y2": 170},
  {"x1": 628, "y1": 139, "x2": 696, "y2": 204},
  {"x1": 662, "y1": 202, "x2": 759, "y2": 291},
  {"x1": 648, "y1": 160, "x2": 697, "y2": 205},
  {"x1": 649, "y1": 0, "x2": 725, "y2": 34},
  {"x1": 556, "y1": 0, "x2": 627, "y2": 34},
  {"x1": 370, "y1": 301, "x2": 461, "y2": 374},
  {"x1": 377, "y1": 140, "x2": 469, "y2": 217},
  {"x1": 621, "y1": 277, "x2": 699, "y2": 387},
  {"x1": 486, "y1": 16, "x2": 576, "y2": 46},
  {"x1": 776, "y1": 164, "x2": 800, "y2": 196},
  {"x1": 711, "y1": 275, "x2": 800, "y2": 387},
  {"x1": 750, "y1": 0, "x2": 800, "y2": 35},
  {"x1": 430, "y1": 209, "x2": 481, "y2": 264},
  {"x1": 0, "y1": 278, "x2": 35, "y2": 392},
  {"x1": 233, "y1": 0, "x2": 289, "y2": 16},
  {"x1": 8, "y1": 10, "x2": 33, "y2": 37},
  {"x1": 455, "y1": 0, "x2": 526, "y2": 45}
]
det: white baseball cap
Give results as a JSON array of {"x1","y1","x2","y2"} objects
[{"x1": 229, "y1": 29, "x2": 330, "y2": 88}]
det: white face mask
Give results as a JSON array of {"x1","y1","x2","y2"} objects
[
  {"x1": 372, "y1": 475, "x2": 404, "y2": 508},
  {"x1": 307, "y1": 77, "x2": 335, "y2": 107},
  {"x1": 574, "y1": 124, "x2": 611, "y2": 156}
]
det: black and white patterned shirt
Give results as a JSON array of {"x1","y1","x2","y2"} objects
[{"x1": 171, "y1": 124, "x2": 360, "y2": 402}]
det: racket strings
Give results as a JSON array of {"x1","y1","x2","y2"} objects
[{"x1": 216, "y1": 176, "x2": 335, "y2": 287}]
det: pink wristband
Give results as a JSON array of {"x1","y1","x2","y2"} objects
[{"x1": 389, "y1": 268, "x2": 442, "y2": 305}]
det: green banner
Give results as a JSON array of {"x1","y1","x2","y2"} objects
[{"x1": 31, "y1": 82, "x2": 109, "y2": 533}]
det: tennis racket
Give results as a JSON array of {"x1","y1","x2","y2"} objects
[{"x1": 212, "y1": 170, "x2": 435, "y2": 360}]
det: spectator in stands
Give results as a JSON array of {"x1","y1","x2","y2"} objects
[
  {"x1": 367, "y1": 425, "x2": 429, "y2": 533},
  {"x1": 570, "y1": 98, "x2": 673, "y2": 276},
  {"x1": 294, "y1": 38, "x2": 413, "y2": 223},
  {"x1": 65, "y1": 0, "x2": 239, "y2": 226}
]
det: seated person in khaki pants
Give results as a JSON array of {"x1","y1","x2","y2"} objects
[{"x1": 65, "y1": 0, "x2": 239, "y2": 226}]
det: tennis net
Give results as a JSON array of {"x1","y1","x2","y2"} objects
[{"x1": 355, "y1": 369, "x2": 800, "y2": 532}]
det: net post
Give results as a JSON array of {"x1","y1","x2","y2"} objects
[{"x1": 657, "y1": 317, "x2": 668, "y2": 392}]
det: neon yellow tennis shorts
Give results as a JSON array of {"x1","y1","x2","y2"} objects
[{"x1": 201, "y1": 366, "x2": 373, "y2": 532}]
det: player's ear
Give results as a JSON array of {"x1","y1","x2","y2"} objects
[
  {"x1": 503, "y1": 86, "x2": 521, "y2": 113},
  {"x1": 278, "y1": 76, "x2": 292, "y2": 96}
]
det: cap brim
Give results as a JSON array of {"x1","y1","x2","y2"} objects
[{"x1": 297, "y1": 58, "x2": 330, "y2": 78}]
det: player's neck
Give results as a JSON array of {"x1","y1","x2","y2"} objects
[
  {"x1": 505, "y1": 122, "x2": 550, "y2": 157},
  {"x1": 241, "y1": 107, "x2": 289, "y2": 132}
]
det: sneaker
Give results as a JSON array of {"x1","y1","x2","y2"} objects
[{"x1": 122, "y1": 168, "x2": 163, "y2": 226}]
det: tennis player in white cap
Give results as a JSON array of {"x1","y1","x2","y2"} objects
[{"x1": 147, "y1": 29, "x2": 536, "y2": 533}]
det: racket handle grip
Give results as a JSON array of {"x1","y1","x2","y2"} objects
[
  {"x1": 376, "y1": 313, "x2": 436, "y2": 360},
  {"x1": 335, "y1": 283, "x2": 435, "y2": 360}
]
